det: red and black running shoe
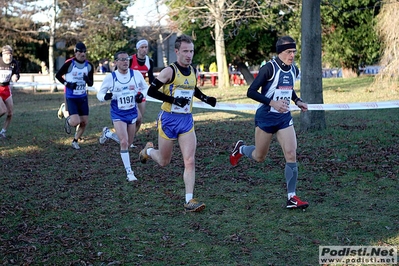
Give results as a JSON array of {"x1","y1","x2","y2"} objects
[
  {"x1": 286, "y1": 195, "x2": 309, "y2": 209},
  {"x1": 229, "y1": 140, "x2": 244, "y2": 166}
]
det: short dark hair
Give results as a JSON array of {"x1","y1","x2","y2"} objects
[
  {"x1": 175, "y1": 34, "x2": 193, "y2": 50},
  {"x1": 114, "y1": 51, "x2": 129, "y2": 60}
]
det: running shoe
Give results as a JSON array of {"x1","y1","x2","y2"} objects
[
  {"x1": 57, "y1": 103, "x2": 65, "y2": 119},
  {"x1": 0, "y1": 132, "x2": 6, "y2": 139},
  {"x1": 64, "y1": 117, "x2": 71, "y2": 134},
  {"x1": 229, "y1": 140, "x2": 244, "y2": 166},
  {"x1": 99, "y1": 127, "x2": 109, "y2": 144},
  {"x1": 127, "y1": 171, "x2": 138, "y2": 181},
  {"x1": 71, "y1": 141, "x2": 80, "y2": 150},
  {"x1": 130, "y1": 143, "x2": 137, "y2": 148},
  {"x1": 184, "y1": 199, "x2": 206, "y2": 212},
  {"x1": 139, "y1": 142, "x2": 153, "y2": 164},
  {"x1": 286, "y1": 195, "x2": 309, "y2": 209}
]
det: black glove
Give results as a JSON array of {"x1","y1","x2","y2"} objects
[
  {"x1": 173, "y1": 97, "x2": 190, "y2": 108},
  {"x1": 83, "y1": 74, "x2": 90, "y2": 84},
  {"x1": 66, "y1": 82, "x2": 77, "y2": 90},
  {"x1": 203, "y1": 96, "x2": 217, "y2": 107},
  {"x1": 135, "y1": 92, "x2": 144, "y2": 103},
  {"x1": 104, "y1": 92, "x2": 113, "y2": 101}
]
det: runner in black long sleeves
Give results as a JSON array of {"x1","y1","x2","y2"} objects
[
  {"x1": 230, "y1": 36, "x2": 309, "y2": 210},
  {"x1": 55, "y1": 42, "x2": 94, "y2": 150}
]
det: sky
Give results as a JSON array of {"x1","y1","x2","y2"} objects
[
  {"x1": 31, "y1": 0, "x2": 168, "y2": 27},
  {"x1": 126, "y1": 0, "x2": 168, "y2": 27}
]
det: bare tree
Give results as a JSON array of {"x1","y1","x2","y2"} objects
[
  {"x1": 165, "y1": 0, "x2": 295, "y2": 89},
  {"x1": 374, "y1": 0, "x2": 399, "y2": 89},
  {"x1": 299, "y1": 0, "x2": 326, "y2": 131}
]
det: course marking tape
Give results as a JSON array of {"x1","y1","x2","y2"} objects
[
  {"x1": 187, "y1": 100, "x2": 399, "y2": 111},
  {"x1": 11, "y1": 82, "x2": 399, "y2": 111}
]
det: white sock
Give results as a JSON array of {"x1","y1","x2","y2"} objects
[
  {"x1": 185, "y1": 193, "x2": 193, "y2": 203},
  {"x1": 288, "y1": 192, "x2": 296, "y2": 200},
  {"x1": 147, "y1": 148, "x2": 154, "y2": 156},
  {"x1": 120, "y1": 150, "x2": 131, "y2": 173},
  {"x1": 0, "y1": 128, "x2": 6, "y2": 133}
]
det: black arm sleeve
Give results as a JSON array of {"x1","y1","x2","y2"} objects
[
  {"x1": 194, "y1": 86, "x2": 207, "y2": 101},
  {"x1": 246, "y1": 63, "x2": 274, "y2": 105},
  {"x1": 147, "y1": 78, "x2": 174, "y2": 104},
  {"x1": 55, "y1": 60, "x2": 72, "y2": 84},
  {"x1": 148, "y1": 59, "x2": 155, "y2": 83},
  {"x1": 85, "y1": 62, "x2": 95, "y2": 87}
]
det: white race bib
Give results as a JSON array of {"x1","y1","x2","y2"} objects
[
  {"x1": 270, "y1": 89, "x2": 293, "y2": 113},
  {"x1": 171, "y1": 89, "x2": 194, "y2": 113},
  {"x1": 72, "y1": 83, "x2": 87, "y2": 95},
  {"x1": 115, "y1": 90, "x2": 136, "y2": 110}
]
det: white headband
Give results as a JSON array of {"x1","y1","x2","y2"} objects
[{"x1": 136, "y1": 40, "x2": 148, "y2": 49}]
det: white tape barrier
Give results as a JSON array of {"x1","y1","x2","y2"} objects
[
  {"x1": 188, "y1": 100, "x2": 399, "y2": 111},
  {"x1": 11, "y1": 82, "x2": 399, "y2": 111}
]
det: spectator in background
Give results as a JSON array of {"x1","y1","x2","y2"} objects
[
  {"x1": 103, "y1": 60, "x2": 110, "y2": 72},
  {"x1": 260, "y1": 59, "x2": 266, "y2": 67},
  {"x1": 209, "y1": 61, "x2": 217, "y2": 86},
  {"x1": 196, "y1": 64, "x2": 205, "y2": 86},
  {"x1": 129, "y1": 39, "x2": 154, "y2": 147},
  {"x1": 40, "y1": 61, "x2": 49, "y2": 74},
  {"x1": 0, "y1": 45, "x2": 20, "y2": 139},
  {"x1": 109, "y1": 61, "x2": 116, "y2": 72},
  {"x1": 97, "y1": 62, "x2": 106, "y2": 73}
]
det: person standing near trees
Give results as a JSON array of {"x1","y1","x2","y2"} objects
[
  {"x1": 229, "y1": 36, "x2": 309, "y2": 210},
  {"x1": 0, "y1": 45, "x2": 20, "y2": 139},
  {"x1": 55, "y1": 42, "x2": 94, "y2": 150},
  {"x1": 128, "y1": 39, "x2": 154, "y2": 147},
  {"x1": 138, "y1": 34, "x2": 217, "y2": 212},
  {"x1": 209, "y1": 61, "x2": 217, "y2": 86},
  {"x1": 97, "y1": 51, "x2": 147, "y2": 181}
]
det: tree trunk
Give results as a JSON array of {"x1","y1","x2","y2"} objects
[
  {"x1": 233, "y1": 58, "x2": 254, "y2": 86},
  {"x1": 214, "y1": 20, "x2": 230, "y2": 89},
  {"x1": 50, "y1": 0, "x2": 57, "y2": 92},
  {"x1": 299, "y1": 0, "x2": 326, "y2": 131}
]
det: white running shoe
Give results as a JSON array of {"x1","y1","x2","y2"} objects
[
  {"x1": 130, "y1": 143, "x2": 137, "y2": 148},
  {"x1": 99, "y1": 127, "x2": 109, "y2": 144},
  {"x1": 71, "y1": 141, "x2": 80, "y2": 150},
  {"x1": 57, "y1": 103, "x2": 65, "y2": 119},
  {"x1": 126, "y1": 171, "x2": 137, "y2": 181}
]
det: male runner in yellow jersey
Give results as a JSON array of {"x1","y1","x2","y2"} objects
[{"x1": 139, "y1": 34, "x2": 217, "y2": 212}]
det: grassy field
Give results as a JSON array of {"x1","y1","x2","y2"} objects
[{"x1": 1, "y1": 76, "x2": 398, "y2": 265}]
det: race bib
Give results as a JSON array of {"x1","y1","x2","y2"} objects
[
  {"x1": 72, "y1": 83, "x2": 87, "y2": 95},
  {"x1": 0, "y1": 70, "x2": 11, "y2": 83},
  {"x1": 270, "y1": 89, "x2": 293, "y2": 113},
  {"x1": 115, "y1": 90, "x2": 136, "y2": 110},
  {"x1": 171, "y1": 89, "x2": 194, "y2": 113}
]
